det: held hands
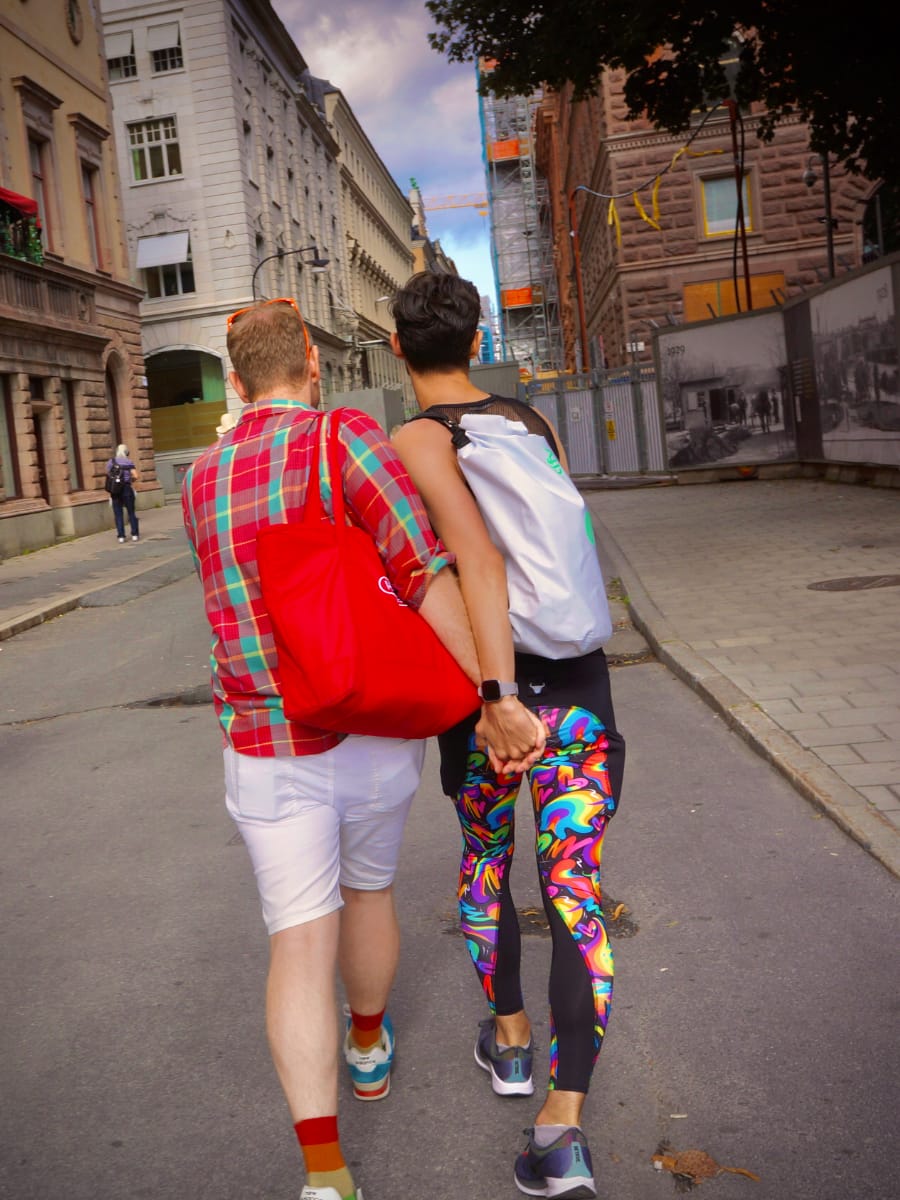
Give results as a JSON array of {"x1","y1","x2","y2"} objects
[{"x1": 475, "y1": 696, "x2": 547, "y2": 776}]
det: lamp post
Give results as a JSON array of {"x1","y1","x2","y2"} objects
[
  {"x1": 251, "y1": 244, "x2": 329, "y2": 300},
  {"x1": 568, "y1": 186, "x2": 591, "y2": 373},
  {"x1": 723, "y1": 100, "x2": 753, "y2": 312},
  {"x1": 802, "y1": 154, "x2": 837, "y2": 279}
]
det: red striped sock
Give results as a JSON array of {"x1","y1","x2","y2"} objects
[
  {"x1": 349, "y1": 1007, "x2": 385, "y2": 1051},
  {"x1": 294, "y1": 1116, "x2": 355, "y2": 1198}
]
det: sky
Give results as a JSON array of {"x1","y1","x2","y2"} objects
[{"x1": 271, "y1": 0, "x2": 496, "y2": 305}]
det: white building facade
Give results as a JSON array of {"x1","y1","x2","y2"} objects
[
  {"x1": 100, "y1": 0, "x2": 407, "y2": 490},
  {"x1": 323, "y1": 84, "x2": 412, "y2": 399}
]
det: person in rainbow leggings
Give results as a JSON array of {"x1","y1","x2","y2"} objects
[{"x1": 391, "y1": 273, "x2": 625, "y2": 1200}]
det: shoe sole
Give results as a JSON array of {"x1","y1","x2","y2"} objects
[
  {"x1": 474, "y1": 1042, "x2": 535, "y2": 1096},
  {"x1": 513, "y1": 1169, "x2": 596, "y2": 1199}
]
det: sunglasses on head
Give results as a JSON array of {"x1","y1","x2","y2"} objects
[{"x1": 226, "y1": 297, "x2": 311, "y2": 359}]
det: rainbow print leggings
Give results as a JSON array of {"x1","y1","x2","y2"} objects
[{"x1": 456, "y1": 704, "x2": 619, "y2": 1094}]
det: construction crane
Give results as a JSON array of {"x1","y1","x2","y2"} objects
[{"x1": 424, "y1": 193, "x2": 489, "y2": 217}]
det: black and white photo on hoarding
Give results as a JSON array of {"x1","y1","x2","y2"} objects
[
  {"x1": 657, "y1": 311, "x2": 795, "y2": 469},
  {"x1": 810, "y1": 266, "x2": 899, "y2": 466}
]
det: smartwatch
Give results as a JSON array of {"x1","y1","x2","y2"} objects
[{"x1": 477, "y1": 680, "x2": 519, "y2": 703}]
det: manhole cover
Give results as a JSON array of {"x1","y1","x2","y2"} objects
[{"x1": 807, "y1": 574, "x2": 900, "y2": 592}]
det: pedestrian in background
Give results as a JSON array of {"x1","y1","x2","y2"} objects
[
  {"x1": 106, "y1": 443, "x2": 139, "y2": 543},
  {"x1": 182, "y1": 296, "x2": 481, "y2": 1200}
]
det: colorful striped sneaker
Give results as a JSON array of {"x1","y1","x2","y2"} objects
[
  {"x1": 514, "y1": 1126, "x2": 596, "y2": 1199},
  {"x1": 342, "y1": 1011, "x2": 394, "y2": 1101},
  {"x1": 474, "y1": 1016, "x2": 535, "y2": 1096},
  {"x1": 299, "y1": 1187, "x2": 364, "y2": 1200}
]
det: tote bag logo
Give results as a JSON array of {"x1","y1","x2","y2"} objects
[{"x1": 378, "y1": 575, "x2": 408, "y2": 606}]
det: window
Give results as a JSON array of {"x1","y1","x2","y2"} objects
[
  {"x1": 267, "y1": 145, "x2": 276, "y2": 187},
  {"x1": 148, "y1": 22, "x2": 183, "y2": 73},
  {"x1": 61, "y1": 381, "x2": 83, "y2": 490},
  {"x1": 683, "y1": 272, "x2": 786, "y2": 321},
  {"x1": 700, "y1": 173, "x2": 753, "y2": 238},
  {"x1": 137, "y1": 232, "x2": 195, "y2": 297},
  {"x1": 28, "y1": 136, "x2": 52, "y2": 243},
  {"x1": 0, "y1": 376, "x2": 21, "y2": 499},
  {"x1": 81, "y1": 162, "x2": 102, "y2": 267},
  {"x1": 243, "y1": 121, "x2": 255, "y2": 181},
  {"x1": 15, "y1": 75, "x2": 61, "y2": 251},
  {"x1": 127, "y1": 117, "x2": 181, "y2": 181},
  {"x1": 106, "y1": 31, "x2": 136, "y2": 80}
]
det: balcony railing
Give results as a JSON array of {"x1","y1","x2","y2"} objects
[{"x1": 0, "y1": 254, "x2": 96, "y2": 326}]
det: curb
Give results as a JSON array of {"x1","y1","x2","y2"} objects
[
  {"x1": 596, "y1": 520, "x2": 900, "y2": 880},
  {"x1": 0, "y1": 550, "x2": 193, "y2": 643}
]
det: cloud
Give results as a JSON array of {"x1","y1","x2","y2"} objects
[{"x1": 272, "y1": 0, "x2": 495, "y2": 301}]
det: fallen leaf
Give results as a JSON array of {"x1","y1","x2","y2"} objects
[{"x1": 652, "y1": 1146, "x2": 760, "y2": 1186}]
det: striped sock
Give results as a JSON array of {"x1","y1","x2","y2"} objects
[
  {"x1": 349, "y1": 1006, "x2": 385, "y2": 1051},
  {"x1": 294, "y1": 1116, "x2": 355, "y2": 1199}
]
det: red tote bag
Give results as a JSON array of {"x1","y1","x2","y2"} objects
[{"x1": 256, "y1": 412, "x2": 479, "y2": 739}]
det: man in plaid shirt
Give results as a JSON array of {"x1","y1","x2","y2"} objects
[{"x1": 183, "y1": 299, "x2": 539, "y2": 1200}]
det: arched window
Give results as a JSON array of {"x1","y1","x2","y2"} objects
[{"x1": 146, "y1": 348, "x2": 226, "y2": 451}]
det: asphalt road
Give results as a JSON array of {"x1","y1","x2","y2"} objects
[{"x1": 1, "y1": 575, "x2": 897, "y2": 1199}]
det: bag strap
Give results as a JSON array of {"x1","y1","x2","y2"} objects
[
  {"x1": 300, "y1": 413, "x2": 325, "y2": 523},
  {"x1": 406, "y1": 409, "x2": 471, "y2": 449},
  {"x1": 325, "y1": 411, "x2": 347, "y2": 528},
  {"x1": 301, "y1": 410, "x2": 346, "y2": 532}
]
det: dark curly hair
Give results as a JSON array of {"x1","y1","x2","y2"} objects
[{"x1": 391, "y1": 272, "x2": 481, "y2": 372}]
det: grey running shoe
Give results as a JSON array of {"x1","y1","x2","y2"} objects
[
  {"x1": 514, "y1": 1126, "x2": 596, "y2": 1198},
  {"x1": 474, "y1": 1016, "x2": 534, "y2": 1096}
]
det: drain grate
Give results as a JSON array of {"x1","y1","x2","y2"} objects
[{"x1": 808, "y1": 574, "x2": 900, "y2": 592}]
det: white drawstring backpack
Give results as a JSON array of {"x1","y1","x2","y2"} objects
[{"x1": 434, "y1": 411, "x2": 613, "y2": 659}]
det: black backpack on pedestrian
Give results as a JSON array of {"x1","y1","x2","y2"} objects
[{"x1": 105, "y1": 461, "x2": 126, "y2": 497}]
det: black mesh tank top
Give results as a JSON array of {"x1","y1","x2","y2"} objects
[{"x1": 418, "y1": 394, "x2": 562, "y2": 458}]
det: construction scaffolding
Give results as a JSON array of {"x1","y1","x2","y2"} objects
[{"x1": 477, "y1": 63, "x2": 564, "y2": 373}]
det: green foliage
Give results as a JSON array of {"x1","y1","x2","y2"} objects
[
  {"x1": 426, "y1": 0, "x2": 897, "y2": 183},
  {"x1": 0, "y1": 215, "x2": 44, "y2": 264}
]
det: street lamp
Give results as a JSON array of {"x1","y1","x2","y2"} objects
[
  {"x1": 802, "y1": 154, "x2": 837, "y2": 279},
  {"x1": 568, "y1": 186, "x2": 591, "y2": 373},
  {"x1": 251, "y1": 244, "x2": 329, "y2": 300}
]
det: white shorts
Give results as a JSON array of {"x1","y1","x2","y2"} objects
[{"x1": 224, "y1": 736, "x2": 425, "y2": 935}]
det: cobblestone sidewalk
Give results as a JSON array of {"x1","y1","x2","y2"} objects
[{"x1": 587, "y1": 477, "x2": 900, "y2": 876}]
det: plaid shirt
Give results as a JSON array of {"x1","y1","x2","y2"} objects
[{"x1": 183, "y1": 399, "x2": 453, "y2": 757}]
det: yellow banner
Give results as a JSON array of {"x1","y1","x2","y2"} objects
[
  {"x1": 634, "y1": 186, "x2": 661, "y2": 231},
  {"x1": 608, "y1": 198, "x2": 622, "y2": 246}
]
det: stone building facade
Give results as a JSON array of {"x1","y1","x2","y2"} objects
[
  {"x1": 408, "y1": 186, "x2": 458, "y2": 276},
  {"x1": 100, "y1": 0, "x2": 417, "y2": 490},
  {"x1": 536, "y1": 75, "x2": 875, "y2": 369},
  {"x1": 0, "y1": 0, "x2": 162, "y2": 556},
  {"x1": 100, "y1": 0, "x2": 354, "y2": 491},
  {"x1": 323, "y1": 83, "x2": 412, "y2": 397}
]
